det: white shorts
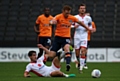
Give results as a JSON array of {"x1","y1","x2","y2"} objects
[
  {"x1": 74, "y1": 38, "x2": 87, "y2": 49},
  {"x1": 43, "y1": 63, "x2": 60, "y2": 77}
]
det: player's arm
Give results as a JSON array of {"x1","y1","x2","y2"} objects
[
  {"x1": 71, "y1": 24, "x2": 79, "y2": 28},
  {"x1": 87, "y1": 17, "x2": 95, "y2": 33},
  {"x1": 73, "y1": 16, "x2": 93, "y2": 31},
  {"x1": 24, "y1": 64, "x2": 32, "y2": 77},
  {"x1": 37, "y1": 44, "x2": 50, "y2": 54},
  {"x1": 24, "y1": 71, "x2": 31, "y2": 77},
  {"x1": 92, "y1": 22, "x2": 96, "y2": 33},
  {"x1": 34, "y1": 23, "x2": 40, "y2": 34},
  {"x1": 34, "y1": 16, "x2": 41, "y2": 34},
  {"x1": 49, "y1": 15, "x2": 59, "y2": 25},
  {"x1": 51, "y1": 24, "x2": 56, "y2": 38},
  {"x1": 76, "y1": 21, "x2": 90, "y2": 30}
]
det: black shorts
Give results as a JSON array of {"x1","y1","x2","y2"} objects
[
  {"x1": 87, "y1": 41, "x2": 90, "y2": 49},
  {"x1": 50, "y1": 36, "x2": 70, "y2": 52},
  {"x1": 38, "y1": 37, "x2": 51, "y2": 47}
]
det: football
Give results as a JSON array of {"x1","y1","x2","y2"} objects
[{"x1": 91, "y1": 69, "x2": 101, "y2": 78}]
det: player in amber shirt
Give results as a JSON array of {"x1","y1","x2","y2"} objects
[
  {"x1": 34, "y1": 8, "x2": 53, "y2": 61},
  {"x1": 49, "y1": 5, "x2": 94, "y2": 71}
]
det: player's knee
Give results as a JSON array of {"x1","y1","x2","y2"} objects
[
  {"x1": 81, "y1": 48, "x2": 87, "y2": 56},
  {"x1": 64, "y1": 44, "x2": 70, "y2": 52},
  {"x1": 55, "y1": 71, "x2": 62, "y2": 76},
  {"x1": 49, "y1": 51, "x2": 56, "y2": 58}
]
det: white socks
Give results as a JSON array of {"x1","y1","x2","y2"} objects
[
  {"x1": 63, "y1": 73, "x2": 69, "y2": 77},
  {"x1": 79, "y1": 58, "x2": 85, "y2": 70}
]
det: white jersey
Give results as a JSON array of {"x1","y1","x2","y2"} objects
[
  {"x1": 74, "y1": 15, "x2": 92, "y2": 40},
  {"x1": 74, "y1": 15, "x2": 92, "y2": 49},
  {"x1": 25, "y1": 55, "x2": 60, "y2": 77}
]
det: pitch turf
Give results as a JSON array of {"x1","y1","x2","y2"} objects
[{"x1": 0, "y1": 62, "x2": 120, "y2": 81}]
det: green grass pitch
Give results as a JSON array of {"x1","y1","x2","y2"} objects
[{"x1": 0, "y1": 62, "x2": 120, "y2": 81}]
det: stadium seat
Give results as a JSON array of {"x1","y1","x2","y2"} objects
[
  {"x1": 26, "y1": 31, "x2": 36, "y2": 41},
  {"x1": 85, "y1": 0, "x2": 94, "y2": 14},
  {"x1": 52, "y1": 6, "x2": 62, "y2": 16},
  {"x1": 4, "y1": 36, "x2": 15, "y2": 41},
  {"x1": 0, "y1": 31, "x2": 4, "y2": 40},
  {"x1": 91, "y1": 33, "x2": 103, "y2": 41},
  {"x1": 1, "y1": 0, "x2": 10, "y2": 5},
  {"x1": 4, "y1": 30, "x2": 15, "y2": 41},
  {"x1": 73, "y1": 0, "x2": 84, "y2": 5},
  {"x1": 21, "y1": 0, "x2": 31, "y2": 5},
  {"x1": 0, "y1": 20, "x2": 7, "y2": 29},
  {"x1": 0, "y1": 0, "x2": 120, "y2": 47},
  {"x1": 20, "y1": 5, "x2": 30, "y2": 11},
  {"x1": 63, "y1": 0, "x2": 74, "y2": 6},
  {"x1": 15, "y1": 36, "x2": 26, "y2": 41},
  {"x1": 42, "y1": 0, "x2": 53, "y2": 8},
  {"x1": 6, "y1": 27, "x2": 16, "y2": 32},
  {"x1": 52, "y1": 0, "x2": 63, "y2": 15}
]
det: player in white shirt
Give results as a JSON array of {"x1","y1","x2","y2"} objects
[
  {"x1": 24, "y1": 44, "x2": 75, "y2": 77},
  {"x1": 73, "y1": 3, "x2": 93, "y2": 73}
]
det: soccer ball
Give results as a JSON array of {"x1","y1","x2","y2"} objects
[{"x1": 91, "y1": 69, "x2": 101, "y2": 78}]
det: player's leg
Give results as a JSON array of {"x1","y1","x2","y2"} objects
[
  {"x1": 44, "y1": 37, "x2": 51, "y2": 50},
  {"x1": 79, "y1": 40, "x2": 87, "y2": 73},
  {"x1": 84, "y1": 41, "x2": 90, "y2": 69},
  {"x1": 74, "y1": 38, "x2": 81, "y2": 68},
  {"x1": 48, "y1": 36, "x2": 61, "y2": 59},
  {"x1": 50, "y1": 56, "x2": 75, "y2": 77},
  {"x1": 50, "y1": 70, "x2": 65, "y2": 77},
  {"x1": 43, "y1": 37, "x2": 51, "y2": 63},
  {"x1": 64, "y1": 44, "x2": 71, "y2": 71},
  {"x1": 37, "y1": 37, "x2": 44, "y2": 59},
  {"x1": 50, "y1": 56, "x2": 65, "y2": 77},
  {"x1": 50, "y1": 70, "x2": 76, "y2": 77},
  {"x1": 62, "y1": 38, "x2": 71, "y2": 71}
]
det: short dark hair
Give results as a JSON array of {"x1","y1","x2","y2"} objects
[
  {"x1": 28, "y1": 50, "x2": 36, "y2": 57},
  {"x1": 63, "y1": 5, "x2": 72, "y2": 11},
  {"x1": 79, "y1": 3, "x2": 86, "y2": 7}
]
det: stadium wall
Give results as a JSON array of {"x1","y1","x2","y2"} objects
[{"x1": 0, "y1": 48, "x2": 120, "y2": 62}]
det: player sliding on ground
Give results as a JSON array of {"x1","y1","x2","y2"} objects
[{"x1": 24, "y1": 44, "x2": 75, "y2": 77}]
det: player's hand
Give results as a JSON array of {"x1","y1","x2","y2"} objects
[
  {"x1": 24, "y1": 73, "x2": 31, "y2": 77},
  {"x1": 92, "y1": 28, "x2": 96, "y2": 33},
  {"x1": 88, "y1": 28, "x2": 95, "y2": 33},
  {"x1": 74, "y1": 25, "x2": 79, "y2": 28},
  {"x1": 26, "y1": 74, "x2": 31, "y2": 77},
  {"x1": 37, "y1": 44, "x2": 44, "y2": 49},
  {"x1": 50, "y1": 19, "x2": 57, "y2": 24}
]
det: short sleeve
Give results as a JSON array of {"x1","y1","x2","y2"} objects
[
  {"x1": 73, "y1": 16, "x2": 79, "y2": 26},
  {"x1": 53, "y1": 15, "x2": 59, "y2": 21},
  {"x1": 25, "y1": 64, "x2": 31, "y2": 72},
  {"x1": 88, "y1": 17, "x2": 92, "y2": 29},
  {"x1": 72, "y1": 16, "x2": 79, "y2": 22},
  {"x1": 37, "y1": 54, "x2": 45, "y2": 61},
  {"x1": 92, "y1": 22, "x2": 96, "y2": 28},
  {"x1": 36, "y1": 16, "x2": 40, "y2": 24}
]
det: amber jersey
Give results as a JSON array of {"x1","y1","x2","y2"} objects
[
  {"x1": 54, "y1": 14, "x2": 79, "y2": 38},
  {"x1": 36, "y1": 14, "x2": 53, "y2": 37}
]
